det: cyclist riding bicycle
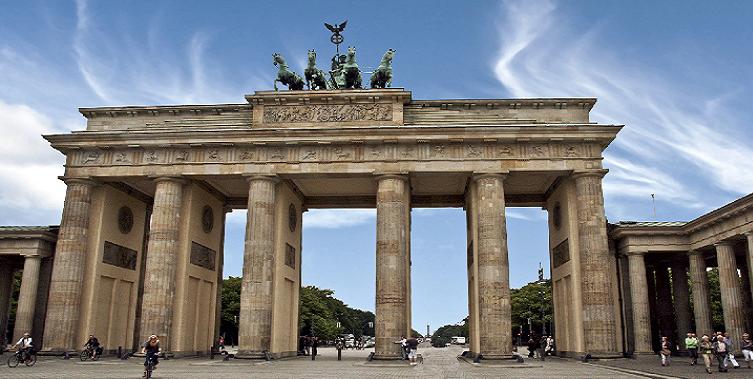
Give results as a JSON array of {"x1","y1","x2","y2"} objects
[
  {"x1": 141, "y1": 334, "x2": 161, "y2": 376},
  {"x1": 84, "y1": 334, "x2": 101, "y2": 359},
  {"x1": 14, "y1": 332, "x2": 34, "y2": 362}
]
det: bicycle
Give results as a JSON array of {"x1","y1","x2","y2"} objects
[
  {"x1": 143, "y1": 352, "x2": 159, "y2": 379},
  {"x1": 7, "y1": 349, "x2": 37, "y2": 368},
  {"x1": 80, "y1": 345, "x2": 102, "y2": 361}
]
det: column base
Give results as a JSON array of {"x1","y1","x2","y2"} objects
[
  {"x1": 234, "y1": 350, "x2": 272, "y2": 360},
  {"x1": 370, "y1": 352, "x2": 403, "y2": 360}
]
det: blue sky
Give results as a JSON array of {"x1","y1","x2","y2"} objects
[{"x1": 1, "y1": 1, "x2": 752, "y2": 332}]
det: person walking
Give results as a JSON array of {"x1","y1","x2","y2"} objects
[
  {"x1": 304, "y1": 335, "x2": 312, "y2": 356},
  {"x1": 700, "y1": 335, "x2": 714, "y2": 374},
  {"x1": 713, "y1": 334, "x2": 729, "y2": 372},
  {"x1": 723, "y1": 332, "x2": 740, "y2": 369},
  {"x1": 311, "y1": 336, "x2": 318, "y2": 361},
  {"x1": 406, "y1": 336, "x2": 419, "y2": 365},
  {"x1": 741, "y1": 333, "x2": 753, "y2": 369},
  {"x1": 545, "y1": 335, "x2": 554, "y2": 356},
  {"x1": 536, "y1": 336, "x2": 546, "y2": 361},
  {"x1": 685, "y1": 332, "x2": 699, "y2": 366},
  {"x1": 659, "y1": 336, "x2": 672, "y2": 366},
  {"x1": 527, "y1": 334, "x2": 537, "y2": 358}
]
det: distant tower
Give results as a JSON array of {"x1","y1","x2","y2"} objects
[
  {"x1": 426, "y1": 324, "x2": 430, "y2": 337},
  {"x1": 538, "y1": 262, "x2": 544, "y2": 281}
]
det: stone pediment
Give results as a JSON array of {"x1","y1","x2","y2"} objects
[{"x1": 246, "y1": 88, "x2": 411, "y2": 128}]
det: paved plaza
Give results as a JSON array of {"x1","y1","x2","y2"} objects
[{"x1": 2, "y1": 345, "x2": 731, "y2": 379}]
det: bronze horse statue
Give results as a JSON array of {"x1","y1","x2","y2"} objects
[
  {"x1": 340, "y1": 46, "x2": 362, "y2": 89},
  {"x1": 273, "y1": 53, "x2": 304, "y2": 91},
  {"x1": 370, "y1": 49, "x2": 395, "y2": 89},
  {"x1": 304, "y1": 50, "x2": 329, "y2": 90}
]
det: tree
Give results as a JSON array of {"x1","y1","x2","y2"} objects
[
  {"x1": 219, "y1": 276, "x2": 241, "y2": 345},
  {"x1": 431, "y1": 321, "x2": 467, "y2": 347},
  {"x1": 511, "y1": 279, "x2": 553, "y2": 341}
]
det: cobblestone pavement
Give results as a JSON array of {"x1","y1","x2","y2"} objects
[
  {"x1": 594, "y1": 354, "x2": 753, "y2": 378},
  {"x1": 1, "y1": 345, "x2": 660, "y2": 379}
]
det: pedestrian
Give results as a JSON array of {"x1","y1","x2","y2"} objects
[
  {"x1": 217, "y1": 335, "x2": 225, "y2": 351},
  {"x1": 406, "y1": 336, "x2": 419, "y2": 365},
  {"x1": 741, "y1": 333, "x2": 752, "y2": 369},
  {"x1": 700, "y1": 334, "x2": 714, "y2": 374},
  {"x1": 395, "y1": 336, "x2": 408, "y2": 360},
  {"x1": 685, "y1": 332, "x2": 698, "y2": 366},
  {"x1": 545, "y1": 335, "x2": 554, "y2": 356},
  {"x1": 713, "y1": 334, "x2": 729, "y2": 372},
  {"x1": 304, "y1": 335, "x2": 312, "y2": 356},
  {"x1": 723, "y1": 332, "x2": 740, "y2": 369},
  {"x1": 527, "y1": 333, "x2": 537, "y2": 358},
  {"x1": 311, "y1": 336, "x2": 318, "y2": 361},
  {"x1": 659, "y1": 336, "x2": 672, "y2": 366},
  {"x1": 536, "y1": 335, "x2": 546, "y2": 361}
]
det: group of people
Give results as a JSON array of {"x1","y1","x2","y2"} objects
[
  {"x1": 396, "y1": 335, "x2": 420, "y2": 365},
  {"x1": 661, "y1": 331, "x2": 753, "y2": 374},
  {"x1": 526, "y1": 334, "x2": 555, "y2": 360},
  {"x1": 298, "y1": 335, "x2": 320, "y2": 359}
]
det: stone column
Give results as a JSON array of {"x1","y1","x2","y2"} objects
[
  {"x1": 654, "y1": 265, "x2": 675, "y2": 340},
  {"x1": 572, "y1": 170, "x2": 618, "y2": 354},
  {"x1": 12, "y1": 255, "x2": 42, "y2": 342},
  {"x1": 626, "y1": 252, "x2": 653, "y2": 353},
  {"x1": 670, "y1": 259, "x2": 691, "y2": 349},
  {"x1": 374, "y1": 175, "x2": 409, "y2": 359},
  {"x1": 0, "y1": 263, "x2": 14, "y2": 347},
  {"x1": 43, "y1": 178, "x2": 95, "y2": 351},
  {"x1": 688, "y1": 251, "x2": 712, "y2": 335},
  {"x1": 715, "y1": 242, "x2": 746, "y2": 347},
  {"x1": 139, "y1": 177, "x2": 185, "y2": 350},
  {"x1": 473, "y1": 173, "x2": 512, "y2": 358},
  {"x1": 745, "y1": 232, "x2": 753, "y2": 324},
  {"x1": 237, "y1": 176, "x2": 278, "y2": 357}
]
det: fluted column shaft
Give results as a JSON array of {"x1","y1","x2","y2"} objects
[
  {"x1": 139, "y1": 177, "x2": 185, "y2": 350},
  {"x1": 474, "y1": 174, "x2": 512, "y2": 358},
  {"x1": 746, "y1": 233, "x2": 753, "y2": 323},
  {"x1": 627, "y1": 252, "x2": 652, "y2": 353},
  {"x1": 238, "y1": 176, "x2": 278, "y2": 356},
  {"x1": 0, "y1": 264, "x2": 14, "y2": 347},
  {"x1": 715, "y1": 242, "x2": 745, "y2": 347},
  {"x1": 670, "y1": 260, "x2": 691, "y2": 349},
  {"x1": 688, "y1": 251, "x2": 712, "y2": 335},
  {"x1": 374, "y1": 175, "x2": 409, "y2": 359},
  {"x1": 42, "y1": 179, "x2": 94, "y2": 351},
  {"x1": 572, "y1": 171, "x2": 618, "y2": 354},
  {"x1": 13, "y1": 255, "x2": 42, "y2": 342}
]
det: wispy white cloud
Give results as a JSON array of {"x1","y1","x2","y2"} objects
[
  {"x1": 0, "y1": 101, "x2": 66, "y2": 224},
  {"x1": 72, "y1": 0, "x2": 263, "y2": 105},
  {"x1": 303, "y1": 209, "x2": 375, "y2": 229},
  {"x1": 494, "y1": 0, "x2": 753, "y2": 219}
]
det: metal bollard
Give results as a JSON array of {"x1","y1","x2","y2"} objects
[
  {"x1": 337, "y1": 348, "x2": 342, "y2": 361},
  {"x1": 118, "y1": 346, "x2": 122, "y2": 359}
]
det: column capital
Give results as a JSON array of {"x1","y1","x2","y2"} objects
[
  {"x1": 151, "y1": 176, "x2": 188, "y2": 185},
  {"x1": 373, "y1": 172, "x2": 409, "y2": 182},
  {"x1": 571, "y1": 169, "x2": 609, "y2": 180},
  {"x1": 744, "y1": 230, "x2": 753, "y2": 237},
  {"x1": 714, "y1": 240, "x2": 735, "y2": 248},
  {"x1": 244, "y1": 174, "x2": 280, "y2": 184},
  {"x1": 471, "y1": 172, "x2": 508, "y2": 182},
  {"x1": 58, "y1": 176, "x2": 98, "y2": 187},
  {"x1": 626, "y1": 250, "x2": 648, "y2": 257}
]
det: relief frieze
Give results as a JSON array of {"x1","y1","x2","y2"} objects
[
  {"x1": 73, "y1": 141, "x2": 596, "y2": 167},
  {"x1": 263, "y1": 103, "x2": 393, "y2": 124}
]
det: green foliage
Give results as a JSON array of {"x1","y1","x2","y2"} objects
[
  {"x1": 431, "y1": 322, "x2": 467, "y2": 347},
  {"x1": 298, "y1": 285, "x2": 375, "y2": 341},
  {"x1": 511, "y1": 280, "x2": 553, "y2": 338},
  {"x1": 5, "y1": 271, "x2": 21, "y2": 343},
  {"x1": 706, "y1": 268, "x2": 724, "y2": 332},
  {"x1": 219, "y1": 276, "x2": 242, "y2": 344}
]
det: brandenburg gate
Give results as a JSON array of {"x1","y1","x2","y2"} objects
[{"x1": 31, "y1": 88, "x2": 624, "y2": 359}]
